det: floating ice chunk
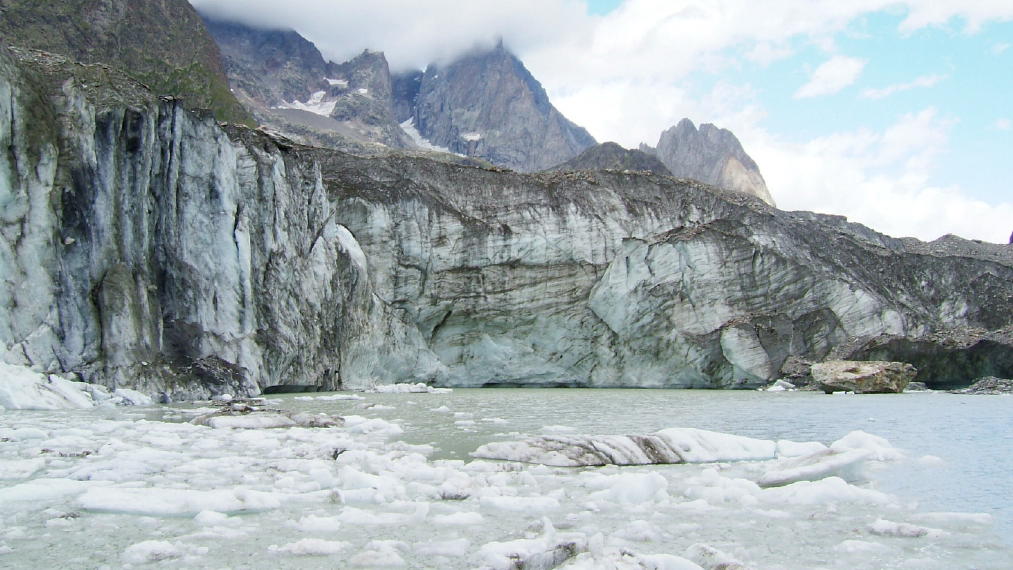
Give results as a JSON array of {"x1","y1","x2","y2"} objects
[
  {"x1": 868, "y1": 518, "x2": 946, "y2": 538},
  {"x1": 613, "y1": 519, "x2": 663, "y2": 542},
  {"x1": 480, "y1": 495, "x2": 560, "y2": 513},
  {"x1": 342, "y1": 415, "x2": 404, "y2": 436},
  {"x1": 122, "y1": 540, "x2": 183, "y2": 564},
  {"x1": 655, "y1": 428, "x2": 777, "y2": 463},
  {"x1": 0, "y1": 478, "x2": 105, "y2": 505},
  {"x1": 431, "y1": 511, "x2": 484, "y2": 525},
  {"x1": 268, "y1": 538, "x2": 349, "y2": 555},
  {"x1": 590, "y1": 472, "x2": 668, "y2": 504},
  {"x1": 760, "y1": 476, "x2": 893, "y2": 506},
  {"x1": 562, "y1": 548, "x2": 704, "y2": 569},
  {"x1": 79, "y1": 487, "x2": 282, "y2": 516},
  {"x1": 473, "y1": 428, "x2": 780, "y2": 467},
  {"x1": 368, "y1": 382, "x2": 451, "y2": 394},
  {"x1": 834, "y1": 539, "x2": 893, "y2": 553},
  {"x1": 289, "y1": 514, "x2": 343, "y2": 532},
  {"x1": 337, "y1": 504, "x2": 428, "y2": 525},
  {"x1": 0, "y1": 458, "x2": 45, "y2": 480},
  {"x1": 348, "y1": 540, "x2": 406, "y2": 567},
  {"x1": 683, "y1": 468, "x2": 761, "y2": 506},
  {"x1": 0, "y1": 363, "x2": 95, "y2": 409},
  {"x1": 1, "y1": 427, "x2": 47, "y2": 440},
  {"x1": 684, "y1": 543, "x2": 746, "y2": 569},
  {"x1": 758, "y1": 448, "x2": 872, "y2": 487},
  {"x1": 199, "y1": 413, "x2": 298, "y2": 429},
  {"x1": 480, "y1": 518, "x2": 586, "y2": 570},
  {"x1": 194, "y1": 510, "x2": 230, "y2": 526},
  {"x1": 830, "y1": 431, "x2": 904, "y2": 461},
  {"x1": 415, "y1": 538, "x2": 470, "y2": 557},
  {"x1": 775, "y1": 439, "x2": 828, "y2": 457}
]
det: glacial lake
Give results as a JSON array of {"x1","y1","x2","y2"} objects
[{"x1": 1, "y1": 388, "x2": 1011, "y2": 568}]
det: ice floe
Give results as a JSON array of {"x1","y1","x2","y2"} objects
[
  {"x1": 368, "y1": 382, "x2": 452, "y2": 394},
  {"x1": 0, "y1": 392, "x2": 1008, "y2": 569},
  {"x1": 0, "y1": 362, "x2": 152, "y2": 409}
]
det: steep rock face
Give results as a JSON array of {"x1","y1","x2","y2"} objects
[
  {"x1": 324, "y1": 50, "x2": 412, "y2": 148},
  {"x1": 645, "y1": 118, "x2": 774, "y2": 205},
  {"x1": 203, "y1": 17, "x2": 412, "y2": 150},
  {"x1": 3, "y1": 46, "x2": 1011, "y2": 396},
  {"x1": 202, "y1": 16, "x2": 332, "y2": 106},
  {"x1": 0, "y1": 0, "x2": 251, "y2": 124},
  {"x1": 547, "y1": 142, "x2": 672, "y2": 175},
  {"x1": 0, "y1": 47, "x2": 440, "y2": 399},
  {"x1": 412, "y1": 43, "x2": 596, "y2": 172}
]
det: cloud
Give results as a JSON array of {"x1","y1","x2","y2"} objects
[
  {"x1": 744, "y1": 108, "x2": 1013, "y2": 243},
  {"x1": 190, "y1": 0, "x2": 592, "y2": 71},
  {"x1": 898, "y1": 2, "x2": 1013, "y2": 33},
  {"x1": 995, "y1": 118, "x2": 1012, "y2": 130},
  {"x1": 993, "y1": 42, "x2": 1011, "y2": 54},
  {"x1": 861, "y1": 73, "x2": 947, "y2": 99},
  {"x1": 794, "y1": 56, "x2": 867, "y2": 99}
]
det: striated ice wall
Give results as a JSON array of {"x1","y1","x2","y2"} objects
[{"x1": 0, "y1": 48, "x2": 441, "y2": 399}]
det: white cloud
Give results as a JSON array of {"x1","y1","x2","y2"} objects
[
  {"x1": 861, "y1": 73, "x2": 947, "y2": 99},
  {"x1": 744, "y1": 108, "x2": 1013, "y2": 243},
  {"x1": 794, "y1": 56, "x2": 867, "y2": 99},
  {"x1": 993, "y1": 42, "x2": 1011, "y2": 54},
  {"x1": 995, "y1": 118, "x2": 1012, "y2": 130},
  {"x1": 899, "y1": 2, "x2": 1013, "y2": 33},
  {"x1": 190, "y1": 0, "x2": 592, "y2": 71}
]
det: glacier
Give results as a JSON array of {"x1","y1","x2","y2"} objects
[{"x1": 0, "y1": 45, "x2": 1011, "y2": 399}]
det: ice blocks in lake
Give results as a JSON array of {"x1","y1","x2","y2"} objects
[{"x1": 0, "y1": 390, "x2": 1008, "y2": 569}]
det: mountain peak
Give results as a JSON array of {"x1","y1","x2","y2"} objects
[
  {"x1": 653, "y1": 118, "x2": 774, "y2": 205},
  {"x1": 411, "y1": 44, "x2": 595, "y2": 171}
]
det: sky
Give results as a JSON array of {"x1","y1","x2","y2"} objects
[{"x1": 190, "y1": 0, "x2": 1013, "y2": 243}]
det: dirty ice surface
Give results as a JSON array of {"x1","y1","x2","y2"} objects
[{"x1": 1, "y1": 383, "x2": 1011, "y2": 569}]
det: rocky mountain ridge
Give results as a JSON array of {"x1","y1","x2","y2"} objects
[
  {"x1": 204, "y1": 20, "x2": 595, "y2": 171},
  {"x1": 408, "y1": 42, "x2": 597, "y2": 172},
  {"x1": 0, "y1": 0, "x2": 251, "y2": 124},
  {"x1": 547, "y1": 142, "x2": 672, "y2": 175},
  {"x1": 2, "y1": 44, "x2": 1011, "y2": 399},
  {"x1": 642, "y1": 118, "x2": 775, "y2": 205}
]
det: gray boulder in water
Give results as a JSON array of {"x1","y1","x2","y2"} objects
[
  {"x1": 950, "y1": 376, "x2": 1013, "y2": 395},
  {"x1": 812, "y1": 360, "x2": 916, "y2": 393}
]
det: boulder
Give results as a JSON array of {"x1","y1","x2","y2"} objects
[
  {"x1": 812, "y1": 360, "x2": 916, "y2": 394},
  {"x1": 950, "y1": 376, "x2": 1013, "y2": 395}
]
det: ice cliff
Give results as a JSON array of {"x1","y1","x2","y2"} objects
[{"x1": 2, "y1": 46, "x2": 1011, "y2": 399}]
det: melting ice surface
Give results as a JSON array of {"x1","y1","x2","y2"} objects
[{"x1": 1, "y1": 387, "x2": 1011, "y2": 569}]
